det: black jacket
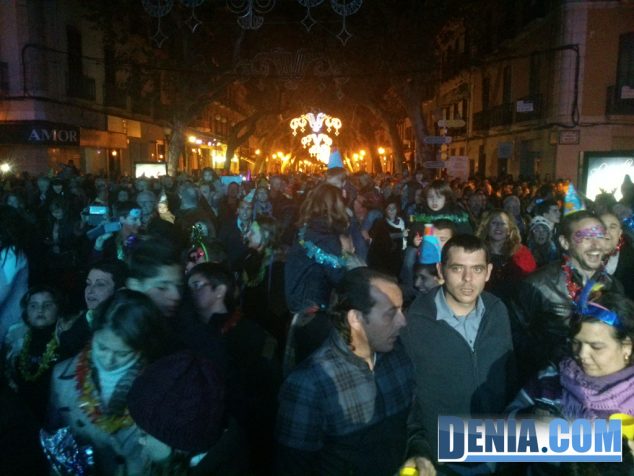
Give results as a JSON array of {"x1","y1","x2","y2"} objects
[
  {"x1": 509, "y1": 261, "x2": 622, "y2": 380},
  {"x1": 401, "y1": 288, "x2": 517, "y2": 462}
]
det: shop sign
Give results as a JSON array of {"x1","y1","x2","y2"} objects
[
  {"x1": 0, "y1": 121, "x2": 80, "y2": 146},
  {"x1": 558, "y1": 130, "x2": 580, "y2": 145},
  {"x1": 424, "y1": 135, "x2": 453, "y2": 145}
]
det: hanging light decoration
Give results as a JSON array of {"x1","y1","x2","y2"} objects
[{"x1": 290, "y1": 111, "x2": 342, "y2": 164}]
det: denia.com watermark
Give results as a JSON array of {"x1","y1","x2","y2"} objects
[{"x1": 438, "y1": 416, "x2": 623, "y2": 463}]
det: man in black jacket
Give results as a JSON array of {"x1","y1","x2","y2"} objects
[
  {"x1": 402, "y1": 234, "x2": 517, "y2": 475},
  {"x1": 510, "y1": 210, "x2": 622, "y2": 381}
]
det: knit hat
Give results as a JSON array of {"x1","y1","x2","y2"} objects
[
  {"x1": 529, "y1": 215, "x2": 554, "y2": 233},
  {"x1": 418, "y1": 224, "x2": 442, "y2": 265},
  {"x1": 127, "y1": 351, "x2": 225, "y2": 453}
]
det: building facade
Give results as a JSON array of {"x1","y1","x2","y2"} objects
[{"x1": 421, "y1": 0, "x2": 634, "y2": 190}]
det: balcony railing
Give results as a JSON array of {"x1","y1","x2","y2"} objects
[
  {"x1": 67, "y1": 75, "x2": 96, "y2": 101},
  {"x1": 472, "y1": 95, "x2": 544, "y2": 132},
  {"x1": 489, "y1": 102, "x2": 514, "y2": 127},
  {"x1": 606, "y1": 85, "x2": 634, "y2": 115}
]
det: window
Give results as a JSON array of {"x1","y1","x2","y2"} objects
[
  {"x1": 529, "y1": 53, "x2": 540, "y2": 96},
  {"x1": 617, "y1": 32, "x2": 634, "y2": 97},
  {"x1": 503, "y1": 65, "x2": 512, "y2": 104},
  {"x1": 67, "y1": 26, "x2": 82, "y2": 79},
  {"x1": 482, "y1": 77, "x2": 490, "y2": 110}
]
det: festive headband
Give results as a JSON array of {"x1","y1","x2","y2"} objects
[{"x1": 575, "y1": 280, "x2": 622, "y2": 329}]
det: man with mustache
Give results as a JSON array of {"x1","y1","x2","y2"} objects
[
  {"x1": 276, "y1": 267, "x2": 414, "y2": 476},
  {"x1": 510, "y1": 210, "x2": 622, "y2": 382},
  {"x1": 401, "y1": 234, "x2": 517, "y2": 476}
]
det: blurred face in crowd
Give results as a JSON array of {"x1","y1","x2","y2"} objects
[
  {"x1": 427, "y1": 188, "x2": 446, "y2": 212},
  {"x1": 256, "y1": 187, "x2": 269, "y2": 203},
  {"x1": 414, "y1": 267, "x2": 440, "y2": 294},
  {"x1": 385, "y1": 203, "x2": 398, "y2": 222},
  {"x1": 488, "y1": 213, "x2": 510, "y2": 243},
  {"x1": 434, "y1": 228, "x2": 453, "y2": 248},
  {"x1": 37, "y1": 178, "x2": 50, "y2": 194},
  {"x1": 120, "y1": 208, "x2": 142, "y2": 235},
  {"x1": 6, "y1": 194, "x2": 20, "y2": 209},
  {"x1": 50, "y1": 205, "x2": 65, "y2": 221},
  {"x1": 85, "y1": 269, "x2": 116, "y2": 310},
  {"x1": 559, "y1": 218, "x2": 607, "y2": 274},
  {"x1": 92, "y1": 328, "x2": 139, "y2": 371},
  {"x1": 572, "y1": 321, "x2": 631, "y2": 377},
  {"x1": 117, "y1": 189, "x2": 129, "y2": 202},
  {"x1": 357, "y1": 279, "x2": 406, "y2": 353},
  {"x1": 52, "y1": 183, "x2": 63, "y2": 194},
  {"x1": 227, "y1": 182, "x2": 239, "y2": 198},
  {"x1": 600, "y1": 213, "x2": 623, "y2": 254},
  {"x1": 438, "y1": 247, "x2": 492, "y2": 315},
  {"x1": 127, "y1": 264, "x2": 183, "y2": 318},
  {"x1": 25, "y1": 292, "x2": 58, "y2": 329},
  {"x1": 237, "y1": 201, "x2": 252, "y2": 223},
  {"x1": 544, "y1": 205, "x2": 561, "y2": 224},
  {"x1": 530, "y1": 224, "x2": 550, "y2": 246},
  {"x1": 136, "y1": 193, "x2": 157, "y2": 218},
  {"x1": 202, "y1": 170, "x2": 214, "y2": 182},
  {"x1": 503, "y1": 197, "x2": 520, "y2": 217},
  {"x1": 188, "y1": 273, "x2": 226, "y2": 316}
]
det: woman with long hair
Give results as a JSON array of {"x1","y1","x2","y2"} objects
[
  {"x1": 0, "y1": 205, "x2": 30, "y2": 343},
  {"x1": 48, "y1": 289, "x2": 167, "y2": 475},
  {"x1": 476, "y1": 209, "x2": 536, "y2": 301},
  {"x1": 284, "y1": 183, "x2": 351, "y2": 313}
]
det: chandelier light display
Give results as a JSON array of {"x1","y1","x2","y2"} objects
[{"x1": 290, "y1": 112, "x2": 342, "y2": 164}]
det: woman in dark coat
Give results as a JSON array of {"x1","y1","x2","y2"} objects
[
  {"x1": 284, "y1": 183, "x2": 351, "y2": 313},
  {"x1": 367, "y1": 199, "x2": 406, "y2": 278}
]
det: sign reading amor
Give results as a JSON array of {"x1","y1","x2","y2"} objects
[{"x1": 0, "y1": 121, "x2": 80, "y2": 146}]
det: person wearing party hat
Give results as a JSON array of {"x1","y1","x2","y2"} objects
[
  {"x1": 412, "y1": 224, "x2": 443, "y2": 295},
  {"x1": 507, "y1": 284, "x2": 634, "y2": 471},
  {"x1": 325, "y1": 148, "x2": 347, "y2": 189},
  {"x1": 510, "y1": 181, "x2": 624, "y2": 383}
]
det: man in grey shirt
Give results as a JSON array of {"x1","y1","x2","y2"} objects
[{"x1": 401, "y1": 234, "x2": 517, "y2": 476}]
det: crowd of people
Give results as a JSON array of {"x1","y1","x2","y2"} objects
[{"x1": 1, "y1": 158, "x2": 634, "y2": 475}]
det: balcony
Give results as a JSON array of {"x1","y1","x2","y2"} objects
[
  {"x1": 514, "y1": 95, "x2": 543, "y2": 122},
  {"x1": 473, "y1": 96, "x2": 544, "y2": 132},
  {"x1": 473, "y1": 110, "x2": 490, "y2": 131},
  {"x1": 67, "y1": 75, "x2": 96, "y2": 101},
  {"x1": 489, "y1": 103, "x2": 514, "y2": 127},
  {"x1": 103, "y1": 84, "x2": 128, "y2": 109},
  {"x1": 606, "y1": 85, "x2": 634, "y2": 115}
]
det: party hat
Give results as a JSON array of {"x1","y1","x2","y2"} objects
[
  {"x1": 418, "y1": 224, "x2": 442, "y2": 264},
  {"x1": 563, "y1": 182, "x2": 585, "y2": 216},
  {"x1": 328, "y1": 148, "x2": 344, "y2": 169},
  {"x1": 244, "y1": 189, "x2": 256, "y2": 203}
]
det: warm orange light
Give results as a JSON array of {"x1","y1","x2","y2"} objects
[{"x1": 378, "y1": 147, "x2": 385, "y2": 155}]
